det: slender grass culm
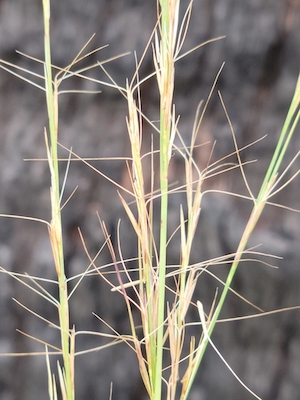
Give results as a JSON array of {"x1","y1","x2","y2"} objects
[
  {"x1": 42, "y1": 0, "x2": 74, "y2": 398},
  {"x1": 109, "y1": 1, "x2": 300, "y2": 400},
  {"x1": 0, "y1": 0, "x2": 298, "y2": 399},
  {"x1": 107, "y1": 1, "x2": 300, "y2": 400}
]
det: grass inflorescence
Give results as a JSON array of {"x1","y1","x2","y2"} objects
[{"x1": 0, "y1": 0, "x2": 299, "y2": 399}]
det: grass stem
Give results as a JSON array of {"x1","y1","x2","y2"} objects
[{"x1": 42, "y1": 1, "x2": 74, "y2": 399}]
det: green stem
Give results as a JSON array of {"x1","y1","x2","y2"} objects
[
  {"x1": 258, "y1": 73, "x2": 300, "y2": 202},
  {"x1": 154, "y1": 1, "x2": 174, "y2": 398},
  {"x1": 42, "y1": 1, "x2": 74, "y2": 399},
  {"x1": 182, "y1": 189, "x2": 269, "y2": 400},
  {"x1": 182, "y1": 73, "x2": 300, "y2": 399}
]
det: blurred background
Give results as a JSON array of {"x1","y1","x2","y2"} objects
[{"x1": 0, "y1": 1, "x2": 299, "y2": 399}]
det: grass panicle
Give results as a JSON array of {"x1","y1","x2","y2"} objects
[{"x1": 0, "y1": 1, "x2": 298, "y2": 400}]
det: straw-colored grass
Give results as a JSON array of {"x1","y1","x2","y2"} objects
[{"x1": 0, "y1": 0, "x2": 299, "y2": 399}]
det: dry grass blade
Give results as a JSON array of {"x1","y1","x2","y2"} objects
[
  {"x1": 0, "y1": 269, "x2": 58, "y2": 305},
  {"x1": 16, "y1": 329, "x2": 61, "y2": 352},
  {"x1": 58, "y1": 143, "x2": 134, "y2": 197},
  {"x1": 0, "y1": 0, "x2": 298, "y2": 399},
  {"x1": 197, "y1": 301, "x2": 262, "y2": 400},
  {"x1": 46, "y1": 346, "x2": 58, "y2": 400}
]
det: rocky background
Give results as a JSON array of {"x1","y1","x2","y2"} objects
[{"x1": 0, "y1": 1, "x2": 299, "y2": 399}]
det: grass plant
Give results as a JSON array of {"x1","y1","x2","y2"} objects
[{"x1": 0, "y1": 0, "x2": 299, "y2": 399}]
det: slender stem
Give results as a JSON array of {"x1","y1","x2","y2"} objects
[
  {"x1": 154, "y1": 1, "x2": 175, "y2": 398},
  {"x1": 42, "y1": 1, "x2": 74, "y2": 399},
  {"x1": 258, "y1": 73, "x2": 300, "y2": 202},
  {"x1": 182, "y1": 73, "x2": 300, "y2": 399},
  {"x1": 200, "y1": 74, "x2": 300, "y2": 367},
  {"x1": 181, "y1": 187, "x2": 270, "y2": 399}
]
